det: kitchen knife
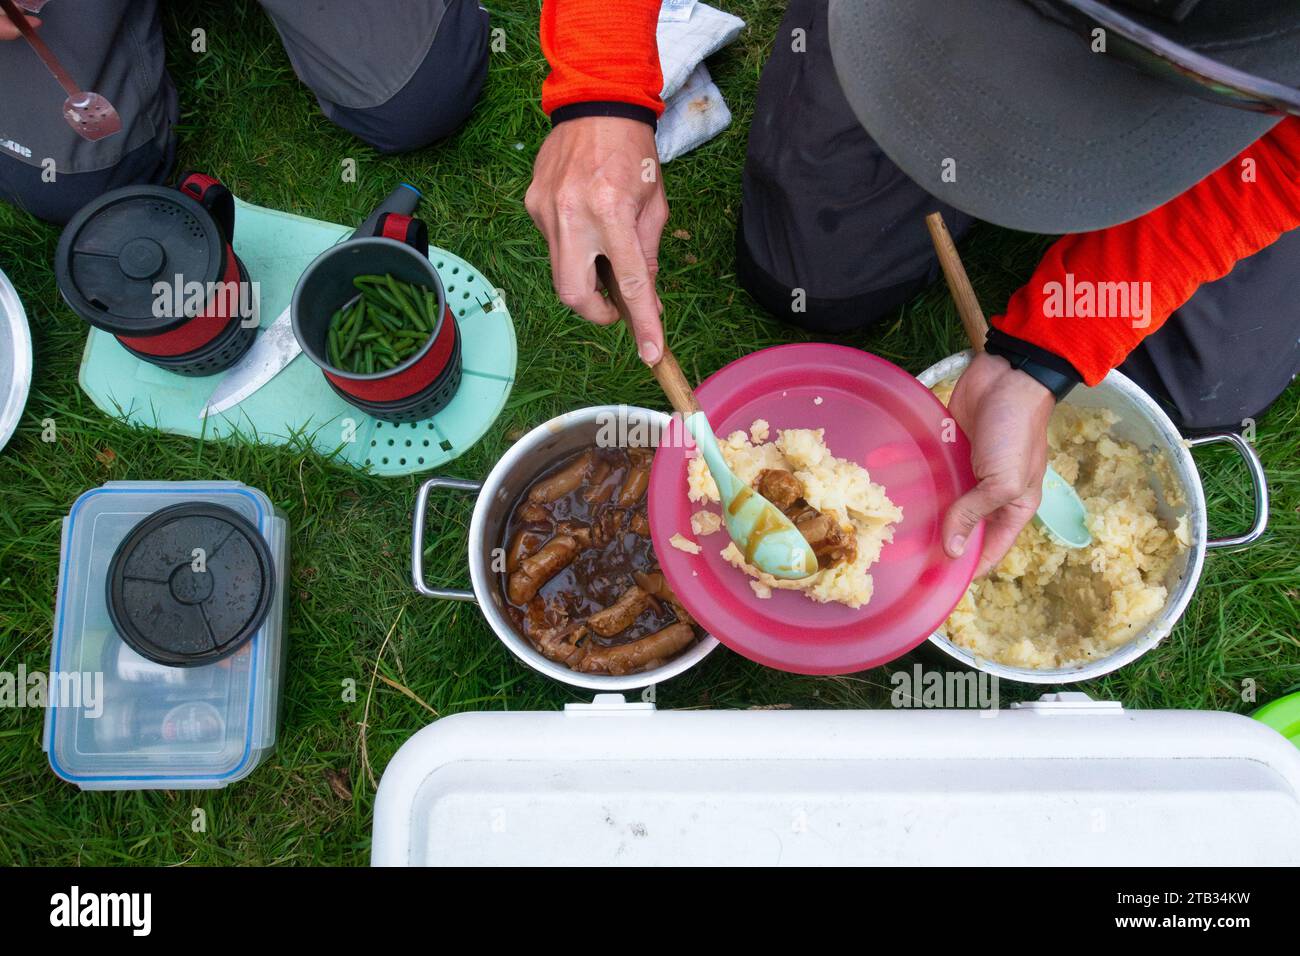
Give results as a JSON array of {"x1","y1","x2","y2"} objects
[{"x1": 199, "y1": 183, "x2": 422, "y2": 419}]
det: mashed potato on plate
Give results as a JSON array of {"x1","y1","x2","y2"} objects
[
  {"x1": 686, "y1": 420, "x2": 902, "y2": 609},
  {"x1": 933, "y1": 381, "x2": 1190, "y2": 669}
]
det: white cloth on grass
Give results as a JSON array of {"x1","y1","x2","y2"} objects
[
  {"x1": 658, "y1": 1, "x2": 744, "y2": 99},
  {"x1": 656, "y1": 63, "x2": 733, "y2": 163},
  {"x1": 655, "y1": 2, "x2": 745, "y2": 162},
  {"x1": 659, "y1": 0, "x2": 698, "y2": 24}
]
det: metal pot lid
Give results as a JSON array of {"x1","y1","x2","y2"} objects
[
  {"x1": 106, "y1": 502, "x2": 275, "y2": 667},
  {"x1": 55, "y1": 185, "x2": 225, "y2": 337},
  {"x1": 0, "y1": 268, "x2": 32, "y2": 453}
]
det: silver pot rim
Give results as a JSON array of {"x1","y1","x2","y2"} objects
[
  {"x1": 917, "y1": 351, "x2": 1212, "y2": 685},
  {"x1": 415, "y1": 404, "x2": 720, "y2": 690}
]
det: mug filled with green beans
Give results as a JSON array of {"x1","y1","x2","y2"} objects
[{"x1": 292, "y1": 237, "x2": 462, "y2": 423}]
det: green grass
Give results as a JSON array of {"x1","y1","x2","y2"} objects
[{"x1": 1, "y1": 0, "x2": 1297, "y2": 866}]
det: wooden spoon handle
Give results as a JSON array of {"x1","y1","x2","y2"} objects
[
  {"x1": 925, "y1": 211, "x2": 988, "y2": 352},
  {"x1": 650, "y1": 347, "x2": 701, "y2": 416},
  {"x1": 595, "y1": 256, "x2": 700, "y2": 417}
]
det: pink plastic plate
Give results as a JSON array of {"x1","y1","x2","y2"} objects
[{"x1": 648, "y1": 343, "x2": 982, "y2": 675}]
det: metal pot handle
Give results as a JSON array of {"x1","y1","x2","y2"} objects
[
  {"x1": 412, "y1": 476, "x2": 481, "y2": 601},
  {"x1": 1186, "y1": 432, "x2": 1269, "y2": 550}
]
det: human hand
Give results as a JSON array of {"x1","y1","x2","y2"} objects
[
  {"x1": 525, "y1": 116, "x2": 668, "y2": 364},
  {"x1": 942, "y1": 350, "x2": 1055, "y2": 577},
  {"x1": 0, "y1": 11, "x2": 39, "y2": 40}
]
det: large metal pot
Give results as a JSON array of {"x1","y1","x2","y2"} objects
[
  {"x1": 411, "y1": 405, "x2": 720, "y2": 690},
  {"x1": 0, "y1": 267, "x2": 32, "y2": 453},
  {"x1": 918, "y1": 352, "x2": 1268, "y2": 684}
]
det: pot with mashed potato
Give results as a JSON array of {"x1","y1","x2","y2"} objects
[{"x1": 919, "y1": 351, "x2": 1268, "y2": 684}]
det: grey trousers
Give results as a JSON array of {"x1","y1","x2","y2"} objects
[
  {"x1": 736, "y1": 0, "x2": 1300, "y2": 433},
  {"x1": 0, "y1": 0, "x2": 489, "y2": 225}
]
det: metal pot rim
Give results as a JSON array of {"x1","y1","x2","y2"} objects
[
  {"x1": 465, "y1": 404, "x2": 720, "y2": 690},
  {"x1": 293, "y1": 237, "x2": 447, "y2": 381}
]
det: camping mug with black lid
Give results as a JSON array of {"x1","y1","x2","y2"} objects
[
  {"x1": 106, "y1": 501, "x2": 276, "y2": 667},
  {"x1": 55, "y1": 172, "x2": 257, "y2": 376},
  {"x1": 293, "y1": 236, "x2": 462, "y2": 424}
]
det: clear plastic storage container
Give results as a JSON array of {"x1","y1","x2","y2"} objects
[{"x1": 44, "y1": 481, "x2": 288, "y2": 790}]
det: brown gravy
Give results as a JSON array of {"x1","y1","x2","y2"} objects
[{"x1": 500, "y1": 445, "x2": 700, "y2": 674}]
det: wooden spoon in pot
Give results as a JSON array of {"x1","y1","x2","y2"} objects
[
  {"x1": 596, "y1": 258, "x2": 818, "y2": 579},
  {"x1": 924, "y1": 212, "x2": 1091, "y2": 549}
]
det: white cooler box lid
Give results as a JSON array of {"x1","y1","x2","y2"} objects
[{"x1": 371, "y1": 693, "x2": 1300, "y2": 866}]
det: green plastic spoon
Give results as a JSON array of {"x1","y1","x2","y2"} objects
[
  {"x1": 664, "y1": 365, "x2": 819, "y2": 579},
  {"x1": 597, "y1": 260, "x2": 819, "y2": 579},
  {"x1": 926, "y1": 212, "x2": 1091, "y2": 549}
]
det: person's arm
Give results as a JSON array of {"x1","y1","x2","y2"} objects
[
  {"x1": 944, "y1": 117, "x2": 1300, "y2": 575},
  {"x1": 993, "y1": 117, "x2": 1300, "y2": 383},
  {"x1": 541, "y1": 0, "x2": 664, "y2": 123},
  {"x1": 1, "y1": 10, "x2": 41, "y2": 39},
  {"x1": 527, "y1": 0, "x2": 670, "y2": 364}
]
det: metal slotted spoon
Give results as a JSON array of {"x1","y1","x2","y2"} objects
[{"x1": 1, "y1": 0, "x2": 122, "y2": 141}]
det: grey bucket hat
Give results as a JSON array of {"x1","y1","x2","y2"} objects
[{"x1": 827, "y1": 0, "x2": 1300, "y2": 233}]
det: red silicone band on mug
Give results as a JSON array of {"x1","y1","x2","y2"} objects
[
  {"x1": 324, "y1": 307, "x2": 457, "y2": 402},
  {"x1": 117, "y1": 245, "x2": 242, "y2": 357}
]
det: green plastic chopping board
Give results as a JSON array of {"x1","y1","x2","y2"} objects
[{"x1": 77, "y1": 198, "x2": 516, "y2": 476}]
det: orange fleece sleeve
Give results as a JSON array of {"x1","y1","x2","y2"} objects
[
  {"x1": 992, "y1": 117, "x2": 1300, "y2": 386},
  {"x1": 540, "y1": 0, "x2": 664, "y2": 116}
]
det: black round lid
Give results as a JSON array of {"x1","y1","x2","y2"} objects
[
  {"x1": 55, "y1": 185, "x2": 225, "y2": 338},
  {"x1": 106, "y1": 502, "x2": 275, "y2": 667}
]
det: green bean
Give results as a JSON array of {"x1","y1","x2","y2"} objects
[
  {"x1": 387, "y1": 277, "x2": 413, "y2": 306},
  {"x1": 340, "y1": 310, "x2": 363, "y2": 358},
  {"x1": 337, "y1": 300, "x2": 361, "y2": 336},
  {"x1": 405, "y1": 283, "x2": 430, "y2": 317},
  {"x1": 330, "y1": 275, "x2": 441, "y2": 377},
  {"x1": 328, "y1": 323, "x2": 342, "y2": 367},
  {"x1": 399, "y1": 298, "x2": 428, "y2": 330},
  {"x1": 383, "y1": 273, "x2": 405, "y2": 302},
  {"x1": 374, "y1": 309, "x2": 404, "y2": 333},
  {"x1": 384, "y1": 284, "x2": 422, "y2": 323},
  {"x1": 366, "y1": 284, "x2": 407, "y2": 312},
  {"x1": 366, "y1": 310, "x2": 400, "y2": 335},
  {"x1": 352, "y1": 281, "x2": 399, "y2": 320},
  {"x1": 364, "y1": 297, "x2": 403, "y2": 319},
  {"x1": 353, "y1": 275, "x2": 390, "y2": 292},
  {"x1": 387, "y1": 276, "x2": 427, "y2": 318}
]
